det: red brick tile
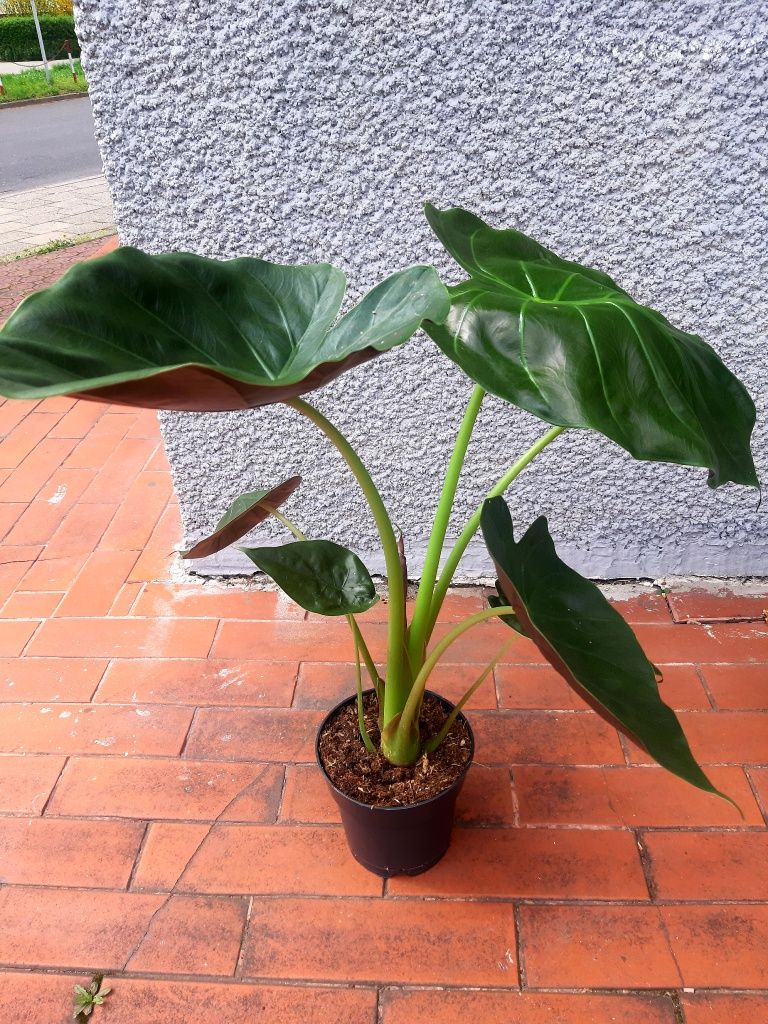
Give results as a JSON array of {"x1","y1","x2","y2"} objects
[
  {"x1": 185, "y1": 708, "x2": 322, "y2": 762},
  {"x1": 48, "y1": 400, "x2": 108, "y2": 438},
  {"x1": 96, "y1": 657, "x2": 297, "y2": 707},
  {"x1": 0, "y1": 618, "x2": 38, "y2": 655},
  {"x1": 3, "y1": 468, "x2": 97, "y2": 545},
  {"x1": 0, "y1": 399, "x2": 40, "y2": 436},
  {"x1": 0, "y1": 657, "x2": 105, "y2": 701},
  {"x1": 88, "y1": 411, "x2": 138, "y2": 438},
  {"x1": 27, "y1": 616, "x2": 217, "y2": 658},
  {"x1": 64, "y1": 433, "x2": 125, "y2": 470},
  {"x1": 497, "y1": 663, "x2": 709, "y2": 711},
  {"x1": 54, "y1": 550, "x2": 139, "y2": 617},
  {"x1": 432, "y1": 617, "x2": 546, "y2": 664},
  {"x1": 388, "y1": 827, "x2": 647, "y2": 899},
  {"x1": 132, "y1": 822, "x2": 210, "y2": 890},
  {"x1": 127, "y1": 409, "x2": 161, "y2": 438},
  {"x1": 42, "y1": 501, "x2": 118, "y2": 558},
  {"x1": 0, "y1": 972, "x2": 93, "y2": 1022},
  {"x1": 213, "y1": 618, "x2": 381, "y2": 662},
  {"x1": 133, "y1": 582, "x2": 305, "y2": 619},
  {"x1": 315, "y1": 589, "x2": 486, "y2": 623},
  {"x1": 0, "y1": 753, "x2": 65, "y2": 814},
  {"x1": 682, "y1": 994, "x2": 768, "y2": 1024},
  {"x1": 293, "y1": 660, "x2": 496, "y2": 711},
  {"x1": 20, "y1": 553, "x2": 87, "y2": 591},
  {"x1": 179, "y1": 824, "x2": 381, "y2": 896},
  {"x1": 36, "y1": 396, "x2": 75, "y2": 413},
  {"x1": 0, "y1": 438, "x2": 77, "y2": 502},
  {"x1": 0, "y1": 702, "x2": 193, "y2": 755},
  {"x1": 80, "y1": 438, "x2": 157, "y2": 502},
  {"x1": 700, "y1": 663, "x2": 768, "y2": 709},
  {"x1": 127, "y1": 502, "x2": 181, "y2": 582},
  {"x1": 49, "y1": 757, "x2": 283, "y2": 822},
  {"x1": 457, "y1": 764, "x2": 517, "y2": 825},
  {"x1": 609, "y1": 591, "x2": 673, "y2": 624},
  {"x1": 241, "y1": 896, "x2": 516, "y2": 985},
  {"x1": 381, "y1": 989, "x2": 677, "y2": 1024},
  {"x1": 0, "y1": 817, "x2": 144, "y2": 887},
  {"x1": 668, "y1": 587, "x2": 768, "y2": 622},
  {"x1": 146, "y1": 443, "x2": 170, "y2": 470},
  {"x1": 747, "y1": 768, "x2": 768, "y2": 815},
  {"x1": 110, "y1": 581, "x2": 143, "y2": 615},
  {"x1": 126, "y1": 895, "x2": 247, "y2": 974},
  {"x1": 280, "y1": 764, "x2": 338, "y2": 822},
  {"x1": 634, "y1": 622, "x2": 768, "y2": 664},
  {"x1": 0, "y1": 558, "x2": 35, "y2": 606},
  {"x1": 470, "y1": 710, "x2": 625, "y2": 765},
  {"x1": 515, "y1": 765, "x2": 760, "y2": 826},
  {"x1": 0, "y1": 413, "x2": 61, "y2": 468},
  {"x1": 0, "y1": 502, "x2": 25, "y2": 539},
  {"x1": 99, "y1": 472, "x2": 173, "y2": 550},
  {"x1": 628, "y1": 711, "x2": 768, "y2": 766},
  {"x1": 0, "y1": 973, "x2": 376, "y2": 1024},
  {"x1": 644, "y1": 831, "x2": 768, "y2": 900},
  {"x1": 0, "y1": 886, "x2": 164, "y2": 968},
  {"x1": 662, "y1": 905, "x2": 768, "y2": 987},
  {"x1": 0, "y1": 589, "x2": 61, "y2": 618},
  {"x1": 520, "y1": 904, "x2": 680, "y2": 988}
]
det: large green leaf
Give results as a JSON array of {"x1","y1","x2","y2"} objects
[
  {"x1": 424, "y1": 205, "x2": 757, "y2": 489},
  {"x1": 0, "y1": 247, "x2": 449, "y2": 411},
  {"x1": 239, "y1": 540, "x2": 378, "y2": 616},
  {"x1": 180, "y1": 477, "x2": 301, "y2": 559},
  {"x1": 480, "y1": 495, "x2": 730, "y2": 801}
]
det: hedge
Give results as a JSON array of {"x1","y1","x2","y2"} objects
[{"x1": 0, "y1": 16, "x2": 80, "y2": 62}]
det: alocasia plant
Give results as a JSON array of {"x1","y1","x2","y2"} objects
[{"x1": 0, "y1": 206, "x2": 757, "y2": 802}]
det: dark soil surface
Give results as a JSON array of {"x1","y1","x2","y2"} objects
[{"x1": 318, "y1": 692, "x2": 472, "y2": 808}]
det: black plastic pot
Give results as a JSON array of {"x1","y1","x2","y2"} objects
[{"x1": 316, "y1": 689, "x2": 474, "y2": 878}]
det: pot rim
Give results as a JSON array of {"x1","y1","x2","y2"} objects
[{"x1": 315, "y1": 688, "x2": 475, "y2": 814}]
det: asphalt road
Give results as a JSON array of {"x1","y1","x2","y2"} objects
[{"x1": 0, "y1": 95, "x2": 103, "y2": 193}]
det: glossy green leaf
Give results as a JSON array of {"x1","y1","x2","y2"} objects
[
  {"x1": 481, "y1": 495, "x2": 730, "y2": 801},
  {"x1": 424, "y1": 205, "x2": 757, "y2": 489},
  {"x1": 239, "y1": 539, "x2": 378, "y2": 616},
  {"x1": 0, "y1": 247, "x2": 449, "y2": 411},
  {"x1": 180, "y1": 476, "x2": 301, "y2": 559}
]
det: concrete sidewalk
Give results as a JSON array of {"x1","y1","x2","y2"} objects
[{"x1": 0, "y1": 174, "x2": 115, "y2": 260}]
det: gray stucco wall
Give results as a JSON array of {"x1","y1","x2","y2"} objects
[{"x1": 75, "y1": 0, "x2": 766, "y2": 578}]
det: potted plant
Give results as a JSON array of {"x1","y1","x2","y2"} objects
[{"x1": 0, "y1": 206, "x2": 757, "y2": 876}]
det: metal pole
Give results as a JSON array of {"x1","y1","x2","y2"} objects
[{"x1": 29, "y1": 0, "x2": 51, "y2": 85}]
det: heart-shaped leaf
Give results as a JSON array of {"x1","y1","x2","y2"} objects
[
  {"x1": 180, "y1": 476, "x2": 302, "y2": 559},
  {"x1": 481, "y1": 495, "x2": 730, "y2": 801},
  {"x1": 0, "y1": 248, "x2": 449, "y2": 411},
  {"x1": 424, "y1": 205, "x2": 757, "y2": 489},
  {"x1": 239, "y1": 540, "x2": 378, "y2": 615}
]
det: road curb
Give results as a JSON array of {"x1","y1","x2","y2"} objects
[{"x1": 0, "y1": 92, "x2": 88, "y2": 111}]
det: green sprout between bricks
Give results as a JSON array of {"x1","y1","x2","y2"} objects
[
  {"x1": 0, "y1": 204, "x2": 758, "y2": 799},
  {"x1": 73, "y1": 975, "x2": 111, "y2": 1019}
]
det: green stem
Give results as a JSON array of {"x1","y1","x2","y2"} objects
[
  {"x1": 425, "y1": 425, "x2": 565, "y2": 640},
  {"x1": 347, "y1": 614, "x2": 381, "y2": 697},
  {"x1": 286, "y1": 398, "x2": 409, "y2": 722},
  {"x1": 407, "y1": 385, "x2": 485, "y2": 672},
  {"x1": 384, "y1": 604, "x2": 515, "y2": 763},
  {"x1": 352, "y1": 626, "x2": 376, "y2": 753},
  {"x1": 423, "y1": 637, "x2": 516, "y2": 754},
  {"x1": 264, "y1": 506, "x2": 306, "y2": 541}
]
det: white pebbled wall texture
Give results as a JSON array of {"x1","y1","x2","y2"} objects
[{"x1": 74, "y1": 0, "x2": 766, "y2": 579}]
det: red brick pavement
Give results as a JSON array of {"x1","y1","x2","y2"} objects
[{"x1": 0, "y1": 240, "x2": 766, "y2": 1023}]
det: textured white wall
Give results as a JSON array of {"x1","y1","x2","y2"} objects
[{"x1": 75, "y1": 0, "x2": 766, "y2": 578}]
